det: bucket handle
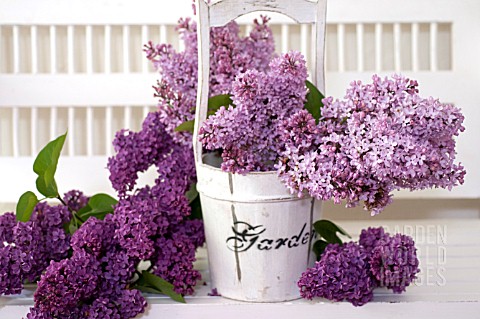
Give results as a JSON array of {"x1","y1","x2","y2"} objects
[{"x1": 193, "y1": 0, "x2": 328, "y2": 165}]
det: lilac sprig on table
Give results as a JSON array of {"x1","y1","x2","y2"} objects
[
  {"x1": 198, "y1": 51, "x2": 309, "y2": 173},
  {"x1": 278, "y1": 74, "x2": 465, "y2": 214},
  {"x1": 144, "y1": 16, "x2": 275, "y2": 145},
  {"x1": 299, "y1": 226, "x2": 420, "y2": 306}
]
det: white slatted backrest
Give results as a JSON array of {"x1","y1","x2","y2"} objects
[{"x1": 0, "y1": 0, "x2": 479, "y2": 204}]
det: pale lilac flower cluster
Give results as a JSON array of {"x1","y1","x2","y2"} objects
[
  {"x1": 0, "y1": 201, "x2": 72, "y2": 296},
  {"x1": 199, "y1": 51, "x2": 308, "y2": 173},
  {"x1": 278, "y1": 75, "x2": 465, "y2": 214},
  {"x1": 145, "y1": 16, "x2": 275, "y2": 144},
  {"x1": 299, "y1": 227, "x2": 420, "y2": 305}
]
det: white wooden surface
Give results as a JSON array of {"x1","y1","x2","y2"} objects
[
  {"x1": 0, "y1": 219, "x2": 478, "y2": 318},
  {"x1": 0, "y1": 0, "x2": 479, "y2": 204}
]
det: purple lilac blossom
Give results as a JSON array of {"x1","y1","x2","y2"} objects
[
  {"x1": 145, "y1": 16, "x2": 275, "y2": 145},
  {"x1": 298, "y1": 242, "x2": 374, "y2": 306},
  {"x1": 369, "y1": 233, "x2": 420, "y2": 293},
  {"x1": 63, "y1": 189, "x2": 89, "y2": 212},
  {"x1": 199, "y1": 51, "x2": 308, "y2": 173},
  {"x1": 278, "y1": 74, "x2": 465, "y2": 214},
  {"x1": 359, "y1": 226, "x2": 390, "y2": 254}
]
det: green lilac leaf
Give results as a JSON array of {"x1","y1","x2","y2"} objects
[
  {"x1": 141, "y1": 271, "x2": 186, "y2": 303},
  {"x1": 207, "y1": 94, "x2": 233, "y2": 113},
  {"x1": 188, "y1": 195, "x2": 203, "y2": 220},
  {"x1": 185, "y1": 183, "x2": 199, "y2": 204},
  {"x1": 175, "y1": 120, "x2": 195, "y2": 133},
  {"x1": 314, "y1": 219, "x2": 351, "y2": 245},
  {"x1": 33, "y1": 132, "x2": 67, "y2": 198},
  {"x1": 77, "y1": 193, "x2": 118, "y2": 220},
  {"x1": 304, "y1": 80, "x2": 324, "y2": 124},
  {"x1": 15, "y1": 191, "x2": 39, "y2": 222},
  {"x1": 312, "y1": 239, "x2": 329, "y2": 261}
]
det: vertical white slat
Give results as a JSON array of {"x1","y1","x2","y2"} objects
[
  {"x1": 104, "y1": 25, "x2": 111, "y2": 73},
  {"x1": 159, "y1": 25, "x2": 167, "y2": 44},
  {"x1": 393, "y1": 23, "x2": 402, "y2": 72},
  {"x1": 50, "y1": 107, "x2": 57, "y2": 140},
  {"x1": 141, "y1": 25, "x2": 149, "y2": 73},
  {"x1": 281, "y1": 24, "x2": 289, "y2": 53},
  {"x1": 300, "y1": 24, "x2": 309, "y2": 59},
  {"x1": 30, "y1": 107, "x2": 37, "y2": 155},
  {"x1": 49, "y1": 25, "x2": 57, "y2": 73},
  {"x1": 86, "y1": 107, "x2": 93, "y2": 156},
  {"x1": 105, "y1": 106, "x2": 113, "y2": 156},
  {"x1": 31, "y1": 26, "x2": 38, "y2": 74},
  {"x1": 12, "y1": 107, "x2": 19, "y2": 157},
  {"x1": 13, "y1": 26, "x2": 20, "y2": 73},
  {"x1": 411, "y1": 23, "x2": 419, "y2": 72},
  {"x1": 124, "y1": 106, "x2": 132, "y2": 129},
  {"x1": 0, "y1": 26, "x2": 2, "y2": 73},
  {"x1": 143, "y1": 106, "x2": 150, "y2": 119},
  {"x1": 86, "y1": 25, "x2": 93, "y2": 74},
  {"x1": 375, "y1": 23, "x2": 383, "y2": 72},
  {"x1": 122, "y1": 25, "x2": 130, "y2": 73},
  {"x1": 430, "y1": 22, "x2": 438, "y2": 71},
  {"x1": 356, "y1": 23, "x2": 364, "y2": 72},
  {"x1": 12, "y1": 26, "x2": 20, "y2": 157},
  {"x1": 68, "y1": 107, "x2": 75, "y2": 155},
  {"x1": 337, "y1": 23, "x2": 345, "y2": 72},
  {"x1": 67, "y1": 25, "x2": 74, "y2": 74}
]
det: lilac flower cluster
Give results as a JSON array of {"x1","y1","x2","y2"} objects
[
  {"x1": 199, "y1": 51, "x2": 308, "y2": 173},
  {"x1": 27, "y1": 215, "x2": 146, "y2": 318},
  {"x1": 108, "y1": 110, "x2": 205, "y2": 295},
  {"x1": 0, "y1": 201, "x2": 73, "y2": 296},
  {"x1": 145, "y1": 16, "x2": 275, "y2": 144},
  {"x1": 278, "y1": 75, "x2": 465, "y2": 214},
  {"x1": 299, "y1": 227, "x2": 420, "y2": 306}
]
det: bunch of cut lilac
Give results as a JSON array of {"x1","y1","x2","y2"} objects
[
  {"x1": 298, "y1": 227, "x2": 419, "y2": 306},
  {"x1": 24, "y1": 112, "x2": 205, "y2": 318},
  {"x1": 0, "y1": 199, "x2": 74, "y2": 296},
  {"x1": 199, "y1": 51, "x2": 308, "y2": 173},
  {"x1": 277, "y1": 74, "x2": 465, "y2": 214},
  {"x1": 145, "y1": 15, "x2": 275, "y2": 145}
]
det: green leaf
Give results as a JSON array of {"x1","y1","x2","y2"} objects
[
  {"x1": 175, "y1": 94, "x2": 234, "y2": 133},
  {"x1": 16, "y1": 191, "x2": 39, "y2": 222},
  {"x1": 304, "y1": 80, "x2": 324, "y2": 124},
  {"x1": 312, "y1": 239, "x2": 329, "y2": 261},
  {"x1": 207, "y1": 94, "x2": 233, "y2": 113},
  {"x1": 185, "y1": 183, "x2": 199, "y2": 204},
  {"x1": 141, "y1": 271, "x2": 186, "y2": 303},
  {"x1": 188, "y1": 195, "x2": 203, "y2": 220},
  {"x1": 135, "y1": 285, "x2": 164, "y2": 294},
  {"x1": 33, "y1": 132, "x2": 67, "y2": 198},
  {"x1": 313, "y1": 219, "x2": 351, "y2": 245},
  {"x1": 77, "y1": 193, "x2": 118, "y2": 221},
  {"x1": 174, "y1": 120, "x2": 195, "y2": 133}
]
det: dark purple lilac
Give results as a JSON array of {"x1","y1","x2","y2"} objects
[
  {"x1": 63, "y1": 189, "x2": 89, "y2": 212},
  {"x1": 298, "y1": 242, "x2": 374, "y2": 306},
  {"x1": 33, "y1": 250, "x2": 101, "y2": 317},
  {"x1": 0, "y1": 212, "x2": 16, "y2": 244},
  {"x1": 359, "y1": 227, "x2": 390, "y2": 254},
  {"x1": 369, "y1": 233, "x2": 420, "y2": 293},
  {"x1": 0, "y1": 245, "x2": 32, "y2": 295}
]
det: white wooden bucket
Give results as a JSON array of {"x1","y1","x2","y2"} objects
[
  {"x1": 193, "y1": 0, "x2": 327, "y2": 302},
  {"x1": 197, "y1": 155, "x2": 320, "y2": 301}
]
